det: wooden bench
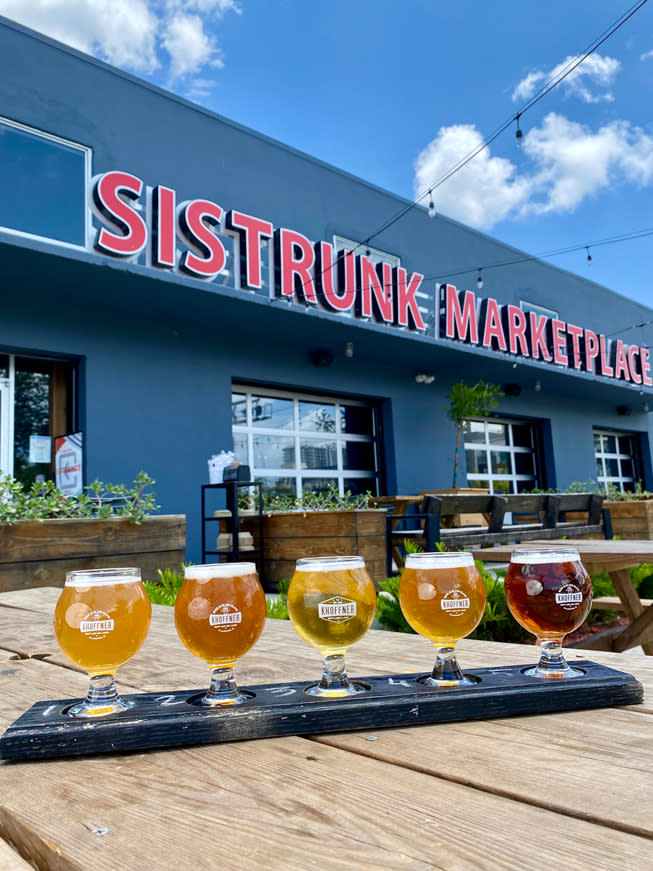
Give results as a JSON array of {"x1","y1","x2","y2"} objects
[{"x1": 385, "y1": 492, "x2": 610, "y2": 571}]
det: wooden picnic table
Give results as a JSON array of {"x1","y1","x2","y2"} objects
[
  {"x1": 474, "y1": 539, "x2": 653, "y2": 656},
  {"x1": 1, "y1": 586, "x2": 652, "y2": 870}
]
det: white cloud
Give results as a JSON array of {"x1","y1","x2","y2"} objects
[
  {"x1": 0, "y1": 0, "x2": 240, "y2": 83},
  {"x1": 414, "y1": 125, "x2": 530, "y2": 229},
  {"x1": 641, "y1": 49, "x2": 653, "y2": 61},
  {"x1": 512, "y1": 53, "x2": 621, "y2": 104},
  {"x1": 414, "y1": 113, "x2": 653, "y2": 229}
]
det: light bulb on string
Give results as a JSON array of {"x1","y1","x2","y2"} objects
[
  {"x1": 515, "y1": 114, "x2": 524, "y2": 146},
  {"x1": 586, "y1": 247, "x2": 592, "y2": 266},
  {"x1": 428, "y1": 191, "x2": 435, "y2": 218},
  {"x1": 477, "y1": 269, "x2": 483, "y2": 290}
]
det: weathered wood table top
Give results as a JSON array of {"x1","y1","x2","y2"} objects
[
  {"x1": 1, "y1": 587, "x2": 652, "y2": 870},
  {"x1": 474, "y1": 539, "x2": 653, "y2": 655}
]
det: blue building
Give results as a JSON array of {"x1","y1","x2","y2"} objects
[{"x1": 1, "y1": 16, "x2": 652, "y2": 563}]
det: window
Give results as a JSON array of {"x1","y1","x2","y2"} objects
[
  {"x1": 0, "y1": 117, "x2": 90, "y2": 247},
  {"x1": 520, "y1": 300, "x2": 558, "y2": 319},
  {"x1": 0, "y1": 352, "x2": 77, "y2": 487},
  {"x1": 464, "y1": 418, "x2": 540, "y2": 493},
  {"x1": 232, "y1": 386, "x2": 380, "y2": 499},
  {"x1": 594, "y1": 428, "x2": 640, "y2": 493}
]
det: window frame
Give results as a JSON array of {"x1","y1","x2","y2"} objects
[
  {"x1": 0, "y1": 115, "x2": 92, "y2": 250},
  {"x1": 232, "y1": 384, "x2": 381, "y2": 498}
]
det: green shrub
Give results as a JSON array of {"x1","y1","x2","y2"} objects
[
  {"x1": 266, "y1": 578, "x2": 290, "y2": 620},
  {"x1": 143, "y1": 565, "x2": 187, "y2": 605},
  {"x1": 0, "y1": 471, "x2": 159, "y2": 525}
]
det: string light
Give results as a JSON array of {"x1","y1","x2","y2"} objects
[
  {"x1": 515, "y1": 115, "x2": 524, "y2": 146},
  {"x1": 586, "y1": 247, "x2": 592, "y2": 266},
  {"x1": 428, "y1": 191, "x2": 436, "y2": 218},
  {"x1": 477, "y1": 269, "x2": 483, "y2": 290}
]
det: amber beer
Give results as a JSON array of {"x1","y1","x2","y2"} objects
[
  {"x1": 54, "y1": 568, "x2": 151, "y2": 675},
  {"x1": 287, "y1": 556, "x2": 376, "y2": 653},
  {"x1": 504, "y1": 549, "x2": 592, "y2": 638},
  {"x1": 174, "y1": 562, "x2": 266, "y2": 666},
  {"x1": 399, "y1": 552, "x2": 486, "y2": 644}
]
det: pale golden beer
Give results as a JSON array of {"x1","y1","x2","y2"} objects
[
  {"x1": 287, "y1": 555, "x2": 376, "y2": 697},
  {"x1": 54, "y1": 568, "x2": 151, "y2": 676},
  {"x1": 53, "y1": 567, "x2": 151, "y2": 717},
  {"x1": 175, "y1": 562, "x2": 266, "y2": 666},
  {"x1": 287, "y1": 556, "x2": 376, "y2": 654},
  {"x1": 399, "y1": 552, "x2": 486, "y2": 645}
]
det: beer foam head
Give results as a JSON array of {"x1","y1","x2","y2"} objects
[
  {"x1": 404, "y1": 552, "x2": 474, "y2": 569},
  {"x1": 65, "y1": 567, "x2": 141, "y2": 587},
  {"x1": 184, "y1": 562, "x2": 258, "y2": 580},
  {"x1": 295, "y1": 555, "x2": 365, "y2": 572},
  {"x1": 510, "y1": 549, "x2": 580, "y2": 564}
]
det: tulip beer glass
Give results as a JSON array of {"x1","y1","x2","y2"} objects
[
  {"x1": 174, "y1": 562, "x2": 266, "y2": 705},
  {"x1": 504, "y1": 548, "x2": 592, "y2": 678},
  {"x1": 287, "y1": 555, "x2": 376, "y2": 697},
  {"x1": 398, "y1": 552, "x2": 486, "y2": 686},
  {"x1": 53, "y1": 567, "x2": 152, "y2": 717}
]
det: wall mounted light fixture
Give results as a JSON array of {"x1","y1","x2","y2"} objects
[{"x1": 415, "y1": 372, "x2": 435, "y2": 384}]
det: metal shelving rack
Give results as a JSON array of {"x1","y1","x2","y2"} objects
[{"x1": 201, "y1": 481, "x2": 264, "y2": 565}]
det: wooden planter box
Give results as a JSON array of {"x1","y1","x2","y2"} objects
[
  {"x1": 240, "y1": 509, "x2": 388, "y2": 592},
  {"x1": 603, "y1": 500, "x2": 653, "y2": 540},
  {"x1": 0, "y1": 515, "x2": 186, "y2": 592}
]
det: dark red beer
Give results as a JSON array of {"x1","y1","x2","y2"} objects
[{"x1": 504, "y1": 549, "x2": 592, "y2": 639}]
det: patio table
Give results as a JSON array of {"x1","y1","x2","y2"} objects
[
  {"x1": 1, "y1": 586, "x2": 652, "y2": 870},
  {"x1": 473, "y1": 539, "x2": 653, "y2": 655}
]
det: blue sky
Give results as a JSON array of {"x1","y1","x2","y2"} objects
[{"x1": 2, "y1": 0, "x2": 652, "y2": 312}]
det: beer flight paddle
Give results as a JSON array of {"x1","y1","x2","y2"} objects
[{"x1": 0, "y1": 553, "x2": 644, "y2": 761}]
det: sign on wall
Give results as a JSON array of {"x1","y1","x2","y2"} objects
[
  {"x1": 88, "y1": 169, "x2": 652, "y2": 387},
  {"x1": 55, "y1": 432, "x2": 83, "y2": 496}
]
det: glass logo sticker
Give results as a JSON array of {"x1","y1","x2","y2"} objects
[
  {"x1": 209, "y1": 603, "x2": 242, "y2": 631},
  {"x1": 440, "y1": 590, "x2": 471, "y2": 616},
  {"x1": 318, "y1": 596, "x2": 357, "y2": 623},
  {"x1": 555, "y1": 584, "x2": 584, "y2": 610},
  {"x1": 80, "y1": 611, "x2": 114, "y2": 638}
]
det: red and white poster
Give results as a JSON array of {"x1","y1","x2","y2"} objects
[{"x1": 55, "y1": 432, "x2": 83, "y2": 496}]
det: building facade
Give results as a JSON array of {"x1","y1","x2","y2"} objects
[{"x1": 1, "y1": 17, "x2": 652, "y2": 562}]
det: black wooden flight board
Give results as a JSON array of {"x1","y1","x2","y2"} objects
[{"x1": 0, "y1": 660, "x2": 643, "y2": 761}]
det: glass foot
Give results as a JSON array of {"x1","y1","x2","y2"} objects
[
  {"x1": 67, "y1": 673, "x2": 132, "y2": 718},
  {"x1": 200, "y1": 665, "x2": 247, "y2": 706},
  {"x1": 307, "y1": 652, "x2": 370, "y2": 698},
  {"x1": 419, "y1": 646, "x2": 477, "y2": 687},
  {"x1": 527, "y1": 639, "x2": 585, "y2": 679}
]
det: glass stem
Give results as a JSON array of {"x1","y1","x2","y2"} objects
[
  {"x1": 318, "y1": 652, "x2": 352, "y2": 693},
  {"x1": 536, "y1": 638, "x2": 570, "y2": 673},
  {"x1": 431, "y1": 646, "x2": 465, "y2": 683},
  {"x1": 205, "y1": 664, "x2": 242, "y2": 704},
  {"x1": 86, "y1": 673, "x2": 121, "y2": 708}
]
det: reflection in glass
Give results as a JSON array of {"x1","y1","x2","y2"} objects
[
  {"x1": 231, "y1": 393, "x2": 247, "y2": 426},
  {"x1": 0, "y1": 120, "x2": 87, "y2": 245},
  {"x1": 251, "y1": 396, "x2": 293, "y2": 428},
  {"x1": 300, "y1": 439, "x2": 337, "y2": 469},
  {"x1": 253, "y1": 435, "x2": 295, "y2": 469},
  {"x1": 232, "y1": 433, "x2": 248, "y2": 465},
  {"x1": 299, "y1": 402, "x2": 336, "y2": 432},
  {"x1": 254, "y1": 476, "x2": 296, "y2": 500},
  {"x1": 466, "y1": 449, "x2": 488, "y2": 474},
  {"x1": 302, "y1": 477, "x2": 338, "y2": 494},
  {"x1": 463, "y1": 420, "x2": 485, "y2": 443},
  {"x1": 490, "y1": 450, "x2": 510, "y2": 474},
  {"x1": 487, "y1": 423, "x2": 506, "y2": 444}
]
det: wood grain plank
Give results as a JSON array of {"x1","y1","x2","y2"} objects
[
  {"x1": 312, "y1": 705, "x2": 653, "y2": 838},
  {"x1": 0, "y1": 661, "x2": 650, "y2": 871},
  {"x1": 0, "y1": 837, "x2": 35, "y2": 871}
]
